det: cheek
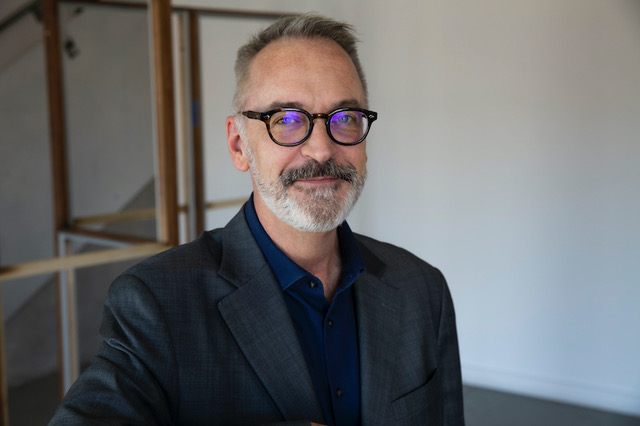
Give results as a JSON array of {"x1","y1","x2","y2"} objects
[
  {"x1": 254, "y1": 146, "x2": 299, "y2": 181},
  {"x1": 345, "y1": 145, "x2": 367, "y2": 172}
]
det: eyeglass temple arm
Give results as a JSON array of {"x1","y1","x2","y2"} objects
[{"x1": 242, "y1": 111, "x2": 272, "y2": 125}]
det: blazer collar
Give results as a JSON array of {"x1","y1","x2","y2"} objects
[
  {"x1": 216, "y1": 208, "x2": 325, "y2": 423},
  {"x1": 215, "y1": 210, "x2": 403, "y2": 422},
  {"x1": 217, "y1": 208, "x2": 265, "y2": 286}
]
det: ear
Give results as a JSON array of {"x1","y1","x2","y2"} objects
[{"x1": 226, "y1": 115, "x2": 250, "y2": 172}]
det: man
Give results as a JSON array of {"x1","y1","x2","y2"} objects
[{"x1": 50, "y1": 13, "x2": 464, "y2": 425}]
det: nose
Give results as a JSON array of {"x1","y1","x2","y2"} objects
[{"x1": 299, "y1": 118, "x2": 337, "y2": 163}]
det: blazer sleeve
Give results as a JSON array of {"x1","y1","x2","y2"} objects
[
  {"x1": 48, "y1": 273, "x2": 323, "y2": 426},
  {"x1": 437, "y1": 271, "x2": 465, "y2": 425},
  {"x1": 48, "y1": 273, "x2": 179, "y2": 425}
]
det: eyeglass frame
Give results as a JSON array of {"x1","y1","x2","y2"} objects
[{"x1": 241, "y1": 107, "x2": 378, "y2": 147}]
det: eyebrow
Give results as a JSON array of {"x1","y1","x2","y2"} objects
[{"x1": 264, "y1": 98, "x2": 363, "y2": 112}]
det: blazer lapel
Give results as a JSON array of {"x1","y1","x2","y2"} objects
[
  {"x1": 216, "y1": 210, "x2": 324, "y2": 422},
  {"x1": 355, "y1": 243, "x2": 403, "y2": 421}
]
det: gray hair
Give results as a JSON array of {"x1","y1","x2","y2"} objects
[{"x1": 233, "y1": 13, "x2": 368, "y2": 112}]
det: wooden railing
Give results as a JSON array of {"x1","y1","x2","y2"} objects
[
  {"x1": 0, "y1": 197, "x2": 246, "y2": 424},
  {"x1": 0, "y1": 0, "x2": 285, "y2": 423}
]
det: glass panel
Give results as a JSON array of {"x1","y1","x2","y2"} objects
[
  {"x1": 199, "y1": 15, "x2": 276, "y2": 229},
  {"x1": 61, "y1": 3, "x2": 156, "y2": 240},
  {"x1": 4, "y1": 276, "x2": 60, "y2": 424},
  {"x1": 5, "y1": 3, "x2": 157, "y2": 423}
]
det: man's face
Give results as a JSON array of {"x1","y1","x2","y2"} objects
[{"x1": 236, "y1": 37, "x2": 368, "y2": 232}]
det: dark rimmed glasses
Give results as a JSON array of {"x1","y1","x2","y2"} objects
[{"x1": 241, "y1": 107, "x2": 378, "y2": 146}]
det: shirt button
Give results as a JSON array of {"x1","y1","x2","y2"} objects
[
  {"x1": 336, "y1": 387, "x2": 344, "y2": 398},
  {"x1": 327, "y1": 319, "x2": 334, "y2": 328},
  {"x1": 309, "y1": 281, "x2": 317, "y2": 289}
]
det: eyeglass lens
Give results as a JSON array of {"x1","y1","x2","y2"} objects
[{"x1": 269, "y1": 110, "x2": 369, "y2": 145}]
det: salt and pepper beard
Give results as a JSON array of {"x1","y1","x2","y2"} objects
[{"x1": 243, "y1": 140, "x2": 366, "y2": 233}]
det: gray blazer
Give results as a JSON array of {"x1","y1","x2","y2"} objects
[{"x1": 50, "y1": 208, "x2": 464, "y2": 425}]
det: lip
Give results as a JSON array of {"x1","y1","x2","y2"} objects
[{"x1": 295, "y1": 176, "x2": 340, "y2": 185}]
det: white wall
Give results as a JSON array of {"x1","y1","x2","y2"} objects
[
  {"x1": 182, "y1": 0, "x2": 640, "y2": 417},
  {"x1": 0, "y1": 42, "x2": 54, "y2": 320},
  {"x1": 62, "y1": 5, "x2": 155, "y2": 219}
]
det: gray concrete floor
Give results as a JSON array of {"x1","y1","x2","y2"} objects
[
  {"x1": 463, "y1": 385, "x2": 640, "y2": 426},
  {"x1": 8, "y1": 371, "x2": 59, "y2": 426},
  {"x1": 8, "y1": 375, "x2": 640, "y2": 426}
]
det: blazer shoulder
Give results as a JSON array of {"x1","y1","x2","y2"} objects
[
  {"x1": 354, "y1": 233, "x2": 442, "y2": 275},
  {"x1": 120, "y1": 228, "x2": 225, "y2": 281},
  {"x1": 353, "y1": 232, "x2": 449, "y2": 301}
]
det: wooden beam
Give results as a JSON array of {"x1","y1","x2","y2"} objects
[
  {"x1": 42, "y1": 0, "x2": 72, "y2": 405},
  {"x1": 63, "y1": 240, "x2": 80, "y2": 386},
  {"x1": 0, "y1": 243, "x2": 170, "y2": 282},
  {"x1": 72, "y1": 207, "x2": 157, "y2": 226},
  {"x1": 43, "y1": 0, "x2": 69, "y2": 233},
  {"x1": 0, "y1": 0, "x2": 40, "y2": 34},
  {"x1": 60, "y1": 227, "x2": 157, "y2": 245},
  {"x1": 176, "y1": 13, "x2": 192, "y2": 241},
  {"x1": 188, "y1": 10, "x2": 205, "y2": 237},
  {"x1": 150, "y1": 0, "x2": 179, "y2": 246},
  {"x1": 0, "y1": 285, "x2": 8, "y2": 426},
  {"x1": 205, "y1": 197, "x2": 247, "y2": 210},
  {"x1": 59, "y1": 0, "x2": 293, "y2": 20}
]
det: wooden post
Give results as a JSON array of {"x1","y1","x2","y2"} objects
[
  {"x1": 43, "y1": 0, "x2": 69, "y2": 233},
  {"x1": 42, "y1": 0, "x2": 73, "y2": 401},
  {"x1": 0, "y1": 244, "x2": 171, "y2": 282},
  {"x1": 188, "y1": 10, "x2": 205, "y2": 237},
  {"x1": 177, "y1": 13, "x2": 192, "y2": 241},
  {"x1": 0, "y1": 281, "x2": 9, "y2": 426},
  {"x1": 150, "y1": 0, "x2": 179, "y2": 246},
  {"x1": 63, "y1": 239, "x2": 79, "y2": 389}
]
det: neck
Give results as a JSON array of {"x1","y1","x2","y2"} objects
[{"x1": 254, "y1": 194, "x2": 343, "y2": 301}]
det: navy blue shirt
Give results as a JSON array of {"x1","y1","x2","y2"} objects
[{"x1": 244, "y1": 195, "x2": 364, "y2": 426}]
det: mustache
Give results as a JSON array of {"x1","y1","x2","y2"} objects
[{"x1": 280, "y1": 159, "x2": 358, "y2": 187}]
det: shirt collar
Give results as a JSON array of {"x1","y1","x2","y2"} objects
[{"x1": 244, "y1": 193, "x2": 365, "y2": 292}]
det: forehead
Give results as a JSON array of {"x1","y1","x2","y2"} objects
[{"x1": 246, "y1": 37, "x2": 366, "y2": 109}]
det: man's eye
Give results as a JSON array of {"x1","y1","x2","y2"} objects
[
  {"x1": 274, "y1": 113, "x2": 303, "y2": 126},
  {"x1": 333, "y1": 112, "x2": 359, "y2": 125}
]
